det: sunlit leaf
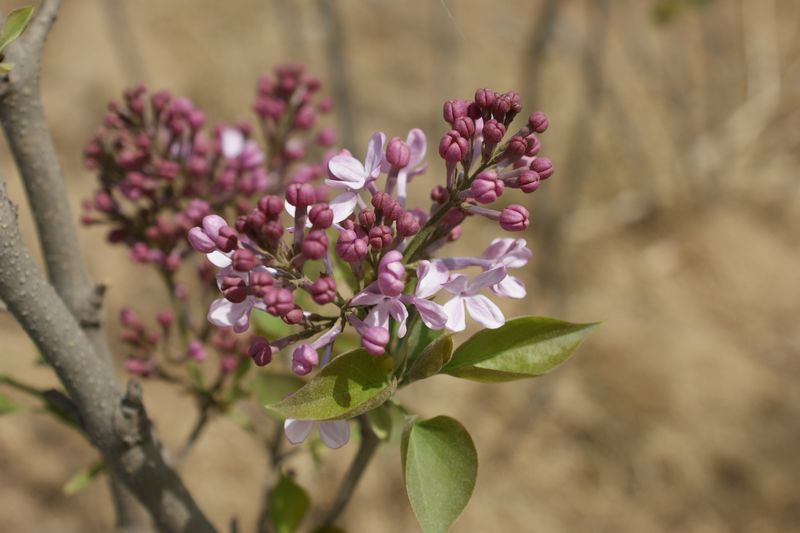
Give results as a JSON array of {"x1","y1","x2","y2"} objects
[
  {"x1": 270, "y1": 474, "x2": 310, "y2": 533},
  {"x1": 0, "y1": 7, "x2": 35, "y2": 52}
]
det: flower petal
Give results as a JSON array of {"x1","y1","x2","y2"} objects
[
  {"x1": 329, "y1": 192, "x2": 359, "y2": 223},
  {"x1": 310, "y1": 323, "x2": 342, "y2": 351},
  {"x1": 364, "y1": 300, "x2": 391, "y2": 329},
  {"x1": 221, "y1": 128, "x2": 245, "y2": 159},
  {"x1": 464, "y1": 266, "x2": 507, "y2": 296},
  {"x1": 326, "y1": 155, "x2": 367, "y2": 189},
  {"x1": 465, "y1": 294, "x2": 505, "y2": 329},
  {"x1": 207, "y1": 250, "x2": 232, "y2": 268},
  {"x1": 416, "y1": 260, "x2": 450, "y2": 298},
  {"x1": 208, "y1": 297, "x2": 252, "y2": 328},
  {"x1": 443, "y1": 296, "x2": 466, "y2": 332},
  {"x1": 284, "y1": 201, "x2": 314, "y2": 227},
  {"x1": 364, "y1": 132, "x2": 386, "y2": 177},
  {"x1": 406, "y1": 128, "x2": 427, "y2": 169},
  {"x1": 442, "y1": 273, "x2": 469, "y2": 296},
  {"x1": 413, "y1": 297, "x2": 448, "y2": 330},
  {"x1": 493, "y1": 275, "x2": 526, "y2": 299},
  {"x1": 350, "y1": 284, "x2": 386, "y2": 306},
  {"x1": 318, "y1": 420, "x2": 350, "y2": 449},
  {"x1": 387, "y1": 298, "x2": 409, "y2": 337},
  {"x1": 284, "y1": 419, "x2": 314, "y2": 445}
]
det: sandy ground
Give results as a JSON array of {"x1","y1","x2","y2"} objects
[{"x1": 1, "y1": 0, "x2": 799, "y2": 532}]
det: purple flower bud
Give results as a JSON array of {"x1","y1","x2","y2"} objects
[
  {"x1": 442, "y1": 208, "x2": 466, "y2": 227},
  {"x1": 385, "y1": 137, "x2": 411, "y2": 168},
  {"x1": 507, "y1": 91, "x2": 522, "y2": 114},
  {"x1": 500, "y1": 205, "x2": 530, "y2": 232},
  {"x1": 188, "y1": 227, "x2": 216, "y2": 253},
  {"x1": 301, "y1": 229, "x2": 329, "y2": 260},
  {"x1": 120, "y1": 308, "x2": 144, "y2": 331},
  {"x1": 317, "y1": 127, "x2": 337, "y2": 146},
  {"x1": 358, "y1": 208, "x2": 376, "y2": 228},
  {"x1": 249, "y1": 337, "x2": 273, "y2": 367},
  {"x1": 232, "y1": 249, "x2": 256, "y2": 272},
  {"x1": 448, "y1": 225, "x2": 462, "y2": 242},
  {"x1": 187, "y1": 340, "x2": 207, "y2": 362},
  {"x1": 286, "y1": 183, "x2": 316, "y2": 207},
  {"x1": 283, "y1": 306, "x2": 305, "y2": 325},
  {"x1": 371, "y1": 191, "x2": 396, "y2": 213},
  {"x1": 524, "y1": 134, "x2": 541, "y2": 156},
  {"x1": 157, "y1": 310, "x2": 174, "y2": 330},
  {"x1": 368, "y1": 225, "x2": 393, "y2": 251},
  {"x1": 123, "y1": 358, "x2": 157, "y2": 377},
  {"x1": 309, "y1": 203, "x2": 334, "y2": 229},
  {"x1": 482, "y1": 119, "x2": 505, "y2": 145},
  {"x1": 258, "y1": 195, "x2": 284, "y2": 218},
  {"x1": 263, "y1": 220, "x2": 284, "y2": 243},
  {"x1": 221, "y1": 276, "x2": 248, "y2": 303},
  {"x1": 291, "y1": 344, "x2": 319, "y2": 376},
  {"x1": 202, "y1": 215, "x2": 227, "y2": 240},
  {"x1": 377, "y1": 251, "x2": 405, "y2": 296},
  {"x1": 250, "y1": 271, "x2": 274, "y2": 297},
  {"x1": 309, "y1": 276, "x2": 336, "y2": 305},
  {"x1": 430, "y1": 185, "x2": 448, "y2": 203},
  {"x1": 396, "y1": 211, "x2": 420, "y2": 237},
  {"x1": 438, "y1": 130, "x2": 469, "y2": 163},
  {"x1": 93, "y1": 191, "x2": 114, "y2": 212},
  {"x1": 294, "y1": 105, "x2": 316, "y2": 129},
  {"x1": 383, "y1": 203, "x2": 404, "y2": 223},
  {"x1": 471, "y1": 171, "x2": 504, "y2": 204},
  {"x1": 164, "y1": 253, "x2": 181, "y2": 273},
  {"x1": 215, "y1": 226, "x2": 239, "y2": 253},
  {"x1": 518, "y1": 170, "x2": 541, "y2": 193},
  {"x1": 246, "y1": 210, "x2": 267, "y2": 232},
  {"x1": 528, "y1": 111, "x2": 549, "y2": 133},
  {"x1": 220, "y1": 355, "x2": 238, "y2": 375},
  {"x1": 492, "y1": 93, "x2": 512, "y2": 119},
  {"x1": 442, "y1": 99, "x2": 470, "y2": 125},
  {"x1": 504, "y1": 136, "x2": 528, "y2": 159},
  {"x1": 336, "y1": 229, "x2": 368, "y2": 262},
  {"x1": 474, "y1": 88, "x2": 497, "y2": 110},
  {"x1": 264, "y1": 287, "x2": 295, "y2": 316},
  {"x1": 360, "y1": 326, "x2": 390, "y2": 356},
  {"x1": 530, "y1": 157, "x2": 553, "y2": 179},
  {"x1": 453, "y1": 117, "x2": 475, "y2": 139}
]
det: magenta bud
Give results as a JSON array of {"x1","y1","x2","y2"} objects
[
  {"x1": 383, "y1": 203, "x2": 403, "y2": 223},
  {"x1": 309, "y1": 276, "x2": 336, "y2": 305},
  {"x1": 518, "y1": 170, "x2": 541, "y2": 193},
  {"x1": 258, "y1": 195, "x2": 284, "y2": 217},
  {"x1": 221, "y1": 276, "x2": 248, "y2": 303},
  {"x1": 187, "y1": 340, "x2": 207, "y2": 362},
  {"x1": 386, "y1": 137, "x2": 411, "y2": 168},
  {"x1": 528, "y1": 111, "x2": 549, "y2": 133},
  {"x1": 504, "y1": 136, "x2": 528, "y2": 159},
  {"x1": 335, "y1": 229, "x2": 368, "y2": 262},
  {"x1": 524, "y1": 134, "x2": 541, "y2": 156},
  {"x1": 482, "y1": 119, "x2": 505, "y2": 144},
  {"x1": 283, "y1": 306, "x2": 305, "y2": 325},
  {"x1": 93, "y1": 191, "x2": 114, "y2": 212},
  {"x1": 248, "y1": 337, "x2": 273, "y2": 367},
  {"x1": 377, "y1": 251, "x2": 405, "y2": 296},
  {"x1": 396, "y1": 211, "x2": 420, "y2": 237},
  {"x1": 309, "y1": 203, "x2": 334, "y2": 229},
  {"x1": 438, "y1": 130, "x2": 469, "y2": 163},
  {"x1": 215, "y1": 226, "x2": 239, "y2": 253},
  {"x1": 123, "y1": 358, "x2": 157, "y2": 377},
  {"x1": 291, "y1": 344, "x2": 319, "y2": 376},
  {"x1": 492, "y1": 93, "x2": 512, "y2": 118},
  {"x1": 264, "y1": 287, "x2": 295, "y2": 316},
  {"x1": 202, "y1": 215, "x2": 227, "y2": 240},
  {"x1": 371, "y1": 191, "x2": 396, "y2": 213},
  {"x1": 120, "y1": 308, "x2": 144, "y2": 331},
  {"x1": 301, "y1": 230, "x2": 328, "y2": 260},
  {"x1": 360, "y1": 326, "x2": 390, "y2": 356},
  {"x1": 448, "y1": 225, "x2": 462, "y2": 242},
  {"x1": 232, "y1": 249, "x2": 256, "y2": 272},
  {"x1": 164, "y1": 254, "x2": 181, "y2": 273},
  {"x1": 530, "y1": 157, "x2": 553, "y2": 179},
  {"x1": 507, "y1": 91, "x2": 522, "y2": 114},
  {"x1": 471, "y1": 171, "x2": 504, "y2": 204},
  {"x1": 358, "y1": 208, "x2": 376, "y2": 228},
  {"x1": 442, "y1": 208, "x2": 467, "y2": 226},
  {"x1": 286, "y1": 183, "x2": 316, "y2": 207},
  {"x1": 220, "y1": 356, "x2": 238, "y2": 375},
  {"x1": 294, "y1": 105, "x2": 316, "y2": 129},
  {"x1": 317, "y1": 127, "x2": 337, "y2": 146},
  {"x1": 188, "y1": 227, "x2": 216, "y2": 253},
  {"x1": 156, "y1": 310, "x2": 174, "y2": 330},
  {"x1": 430, "y1": 185, "x2": 448, "y2": 203},
  {"x1": 368, "y1": 225, "x2": 393, "y2": 250},
  {"x1": 500, "y1": 205, "x2": 530, "y2": 232},
  {"x1": 474, "y1": 88, "x2": 497, "y2": 110},
  {"x1": 443, "y1": 99, "x2": 470, "y2": 125},
  {"x1": 453, "y1": 117, "x2": 475, "y2": 139},
  {"x1": 250, "y1": 271, "x2": 274, "y2": 297}
]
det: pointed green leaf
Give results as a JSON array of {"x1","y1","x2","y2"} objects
[
  {"x1": 270, "y1": 474, "x2": 310, "y2": 533},
  {"x1": 402, "y1": 416, "x2": 477, "y2": 533},
  {"x1": 265, "y1": 349, "x2": 395, "y2": 421},
  {"x1": 441, "y1": 316, "x2": 597, "y2": 382},
  {"x1": 366, "y1": 403, "x2": 392, "y2": 440},
  {"x1": 0, "y1": 7, "x2": 35, "y2": 52},
  {"x1": 63, "y1": 460, "x2": 105, "y2": 496},
  {"x1": 405, "y1": 334, "x2": 453, "y2": 384},
  {"x1": 0, "y1": 392, "x2": 18, "y2": 414}
]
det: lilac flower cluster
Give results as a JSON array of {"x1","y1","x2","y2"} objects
[{"x1": 190, "y1": 87, "x2": 553, "y2": 384}]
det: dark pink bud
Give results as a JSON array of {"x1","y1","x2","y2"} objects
[
  {"x1": 250, "y1": 271, "x2": 274, "y2": 297},
  {"x1": 504, "y1": 136, "x2": 528, "y2": 159},
  {"x1": 264, "y1": 287, "x2": 295, "y2": 316},
  {"x1": 249, "y1": 337, "x2": 273, "y2": 367},
  {"x1": 93, "y1": 191, "x2": 114, "y2": 213},
  {"x1": 482, "y1": 119, "x2": 505, "y2": 144},
  {"x1": 448, "y1": 225, "x2": 462, "y2": 242},
  {"x1": 164, "y1": 253, "x2": 181, "y2": 273},
  {"x1": 257, "y1": 195, "x2": 284, "y2": 217},
  {"x1": 309, "y1": 203, "x2": 334, "y2": 229},
  {"x1": 123, "y1": 358, "x2": 157, "y2": 377},
  {"x1": 358, "y1": 208, "x2": 376, "y2": 228},
  {"x1": 430, "y1": 185, "x2": 448, "y2": 203},
  {"x1": 202, "y1": 215, "x2": 227, "y2": 240},
  {"x1": 383, "y1": 203, "x2": 403, "y2": 223},
  {"x1": 263, "y1": 220, "x2": 284, "y2": 243},
  {"x1": 120, "y1": 308, "x2": 144, "y2": 331},
  {"x1": 438, "y1": 130, "x2": 469, "y2": 163},
  {"x1": 220, "y1": 356, "x2": 238, "y2": 375},
  {"x1": 474, "y1": 88, "x2": 497, "y2": 110},
  {"x1": 291, "y1": 343, "x2": 318, "y2": 376},
  {"x1": 492, "y1": 93, "x2": 512, "y2": 118},
  {"x1": 301, "y1": 230, "x2": 328, "y2": 260},
  {"x1": 286, "y1": 183, "x2": 316, "y2": 207},
  {"x1": 368, "y1": 225, "x2": 393, "y2": 250},
  {"x1": 377, "y1": 251, "x2": 405, "y2": 296},
  {"x1": 524, "y1": 134, "x2": 541, "y2": 156},
  {"x1": 187, "y1": 340, "x2": 207, "y2": 362},
  {"x1": 232, "y1": 249, "x2": 256, "y2": 272},
  {"x1": 156, "y1": 310, "x2": 174, "y2": 330},
  {"x1": 221, "y1": 276, "x2": 248, "y2": 303},
  {"x1": 530, "y1": 157, "x2": 553, "y2": 179},
  {"x1": 336, "y1": 229, "x2": 368, "y2": 262},
  {"x1": 396, "y1": 211, "x2": 420, "y2": 237},
  {"x1": 443, "y1": 99, "x2": 470, "y2": 125},
  {"x1": 360, "y1": 326, "x2": 389, "y2": 356},
  {"x1": 528, "y1": 111, "x2": 549, "y2": 133},
  {"x1": 283, "y1": 306, "x2": 305, "y2": 325},
  {"x1": 507, "y1": 91, "x2": 522, "y2": 114},
  {"x1": 215, "y1": 226, "x2": 238, "y2": 253},
  {"x1": 453, "y1": 117, "x2": 475, "y2": 139},
  {"x1": 188, "y1": 227, "x2": 216, "y2": 253},
  {"x1": 246, "y1": 210, "x2": 267, "y2": 231},
  {"x1": 518, "y1": 170, "x2": 541, "y2": 193},
  {"x1": 309, "y1": 276, "x2": 336, "y2": 305},
  {"x1": 386, "y1": 137, "x2": 411, "y2": 168},
  {"x1": 500, "y1": 205, "x2": 530, "y2": 232},
  {"x1": 371, "y1": 191, "x2": 396, "y2": 213},
  {"x1": 294, "y1": 105, "x2": 316, "y2": 129},
  {"x1": 471, "y1": 171, "x2": 504, "y2": 204},
  {"x1": 317, "y1": 127, "x2": 336, "y2": 146}
]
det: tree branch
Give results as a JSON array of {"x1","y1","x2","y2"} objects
[{"x1": 0, "y1": 176, "x2": 216, "y2": 533}]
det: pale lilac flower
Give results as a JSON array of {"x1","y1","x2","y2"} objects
[
  {"x1": 284, "y1": 418, "x2": 350, "y2": 449},
  {"x1": 221, "y1": 127, "x2": 246, "y2": 159},
  {"x1": 400, "y1": 260, "x2": 448, "y2": 330},
  {"x1": 441, "y1": 238, "x2": 531, "y2": 299},
  {"x1": 388, "y1": 129, "x2": 427, "y2": 206},
  {"x1": 442, "y1": 267, "x2": 507, "y2": 331},
  {"x1": 325, "y1": 132, "x2": 385, "y2": 221},
  {"x1": 207, "y1": 266, "x2": 271, "y2": 333}
]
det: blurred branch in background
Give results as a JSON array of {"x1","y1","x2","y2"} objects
[{"x1": 103, "y1": 0, "x2": 148, "y2": 84}]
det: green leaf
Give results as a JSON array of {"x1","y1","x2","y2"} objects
[
  {"x1": 402, "y1": 416, "x2": 478, "y2": 533},
  {"x1": 252, "y1": 373, "x2": 306, "y2": 418},
  {"x1": 366, "y1": 404, "x2": 392, "y2": 440},
  {"x1": 63, "y1": 460, "x2": 105, "y2": 496},
  {"x1": 0, "y1": 62, "x2": 14, "y2": 73},
  {"x1": 0, "y1": 7, "x2": 35, "y2": 52},
  {"x1": 441, "y1": 316, "x2": 597, "y2": 382},
  {"x1": 396, "y1": 315, "x2": 443, "y2": 370},
  {"x1": 405, "y1": 334, "x2": 453, "y2": 384},
  {"x1": 270, "y1": 474, "x2": 310, "y2": 533},
  {"x1": 0, "y1": 392, "x2": 18, "y2": 414},
  {"x1": 265, "y1": 349, "x2": 395, "y2": 421}
]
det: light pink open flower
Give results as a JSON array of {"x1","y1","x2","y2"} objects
[
  {"x1": 325, "y1": 132, "x2": 385, "y2": 222},
  {"x1": 206, "y1": 266, "x2": 271, "y2": 333},
  {"x1": 442, "y1": 266, "x2": 507, "y2": 331},
  {"x1": 479, "y1": 238, "x2": 531, "y2": 298},
  {"x1": 284, "y1": 419, "x2": 350, "y2": 449}
]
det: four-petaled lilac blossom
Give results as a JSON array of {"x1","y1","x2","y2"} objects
[
  {"x1": 325, "y1": 132, "x2": 385, "y2": 222},
  {"x1": 442, "y1": 267, "x2": 507, "y2": 331},
  {"x1": 399, "y1": 260, "x2": 449, "y2": 330},
  {"x1": 284, "y1": 418, "x2": 350, "y2": 449},
  {"x1": 441, "y1": 238, "x2": 532, "y2": 299}
]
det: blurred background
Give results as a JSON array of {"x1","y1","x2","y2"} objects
[{"x1": 1, "y1": 0, "x2": 799, "y2": 531}]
